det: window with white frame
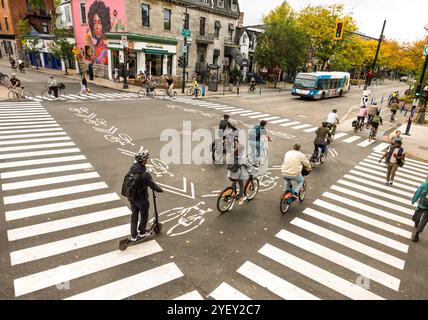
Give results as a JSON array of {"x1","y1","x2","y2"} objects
[{"x1": 80, "y1": 2, "x2": 86, "y2": 24}]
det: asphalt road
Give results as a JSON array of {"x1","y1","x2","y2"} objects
[{"x1": 0, "y1": 70, "x2": 426, "y2": 300}]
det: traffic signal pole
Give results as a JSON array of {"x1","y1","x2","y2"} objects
[
  {"x1": 182, "y1": 36, "x2": 187, "y2": 94},
  {"x1": 366, "y1": 20, "x2": 386, "y2": 86}
]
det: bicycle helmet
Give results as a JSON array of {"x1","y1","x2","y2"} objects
[{"x1": 135, "y1": 151, "x2": 150, "y2": 162}]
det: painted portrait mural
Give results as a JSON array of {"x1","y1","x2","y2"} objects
[{"x1": 72, "y1": 0, "x2": 126, "y2": 65}]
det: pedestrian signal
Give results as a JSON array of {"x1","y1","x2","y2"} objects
[{"x1": 178, "y1": 56, "x2": 184, "y2": 68}]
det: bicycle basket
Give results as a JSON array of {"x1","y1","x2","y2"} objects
[
  {"x1": 302, "y1": 166, "x2": 311, "y2": 176},
  {"x1": 58, "y1": 83, "x2": 65, "y2": 90},
  {"x1": 352, "y1": 120, "x2": 358, "y2": 128}
]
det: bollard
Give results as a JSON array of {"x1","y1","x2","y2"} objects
[
  {"x1": 237, "y1": 86, "x2": 239, "y2": 95},
  {"x1": 381, "y1": 96, "x2": 384, "y2": 104},
  {"x1": 259, "y1": 85, "x2": 262, "y2": 95},
  {"x1": 404, "y1": 115, "x2": 413, "y2": 135},
  {"x1": 202, "y1": 84, "x2": 206, "y2": 97}
]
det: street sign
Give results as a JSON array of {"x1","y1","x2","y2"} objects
[
  {"x1": 424, "y1": 44, "x2": 428, "y2": 56},
  {"x1": 182, "y1": 29, "x2": 191, "y2": 37}
]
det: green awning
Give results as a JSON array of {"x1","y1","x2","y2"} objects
[{"x1": 144, "y1": 49, "x2": 170, "y2": 55}]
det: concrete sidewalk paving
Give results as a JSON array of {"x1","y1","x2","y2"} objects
[{"x1": 390, "y1": 123, "x2": 428, "y2": 162}]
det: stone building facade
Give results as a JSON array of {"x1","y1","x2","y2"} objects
[{"x1": 103, "y1": 0, "x2": 241, "y2": 83}]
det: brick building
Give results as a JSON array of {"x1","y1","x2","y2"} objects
[
  {"x1": 72, "y1": 0, "x2": 241, "y2": 85},
  {"x1": 0, "y1": 0, "x2": 55, "y2": 61}
]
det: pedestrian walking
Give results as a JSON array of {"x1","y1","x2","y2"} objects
[
  {"x1": 79, "y1": 74, "x2": 90, "y2": 96},
  {"x1": 411, "y1": 180, "x2": 428, "y2": 242},
  {"x1": 390, "y1": 130, "x2": 403, "y2": 145},
  {"x1": 121, "y1": 151, "x2": 163, "y2": 241},
  {"x1": 379, "y1": 140, "x2": 405, "y2": 186}
]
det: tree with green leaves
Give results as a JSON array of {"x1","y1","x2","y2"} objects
[
  {"x1": 48, "y1": 26, "x2": 74, "y2": 75},
  {"x1": 254, "y1": 2, "x2": 308, "y2": 85},
  {"x1": 17, "y1": 19, "x2": 41, "y2": 68}
]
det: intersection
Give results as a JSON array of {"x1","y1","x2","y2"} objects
[{"x1": 0, "y1": 66, "x2": 427, "y2": 300}]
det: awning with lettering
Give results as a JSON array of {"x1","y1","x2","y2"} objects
[{"x1": 144, "y1": 49, "x2": 170, "y2": 55}]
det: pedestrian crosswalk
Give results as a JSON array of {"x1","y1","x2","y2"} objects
[
  {"x1": 27, "y1": 92, "x2": 141, "y2": 103},
  {"x1": 0, "y1": 102, "x2": 196, "y2": 300},
  {"x1": 171, "y1": 97, "x2": 384, "y2": 149},
  {"x1": 209, "y1": 147, "x2": 428, "y2": 300}
]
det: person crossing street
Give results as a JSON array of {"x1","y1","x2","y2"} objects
[
  {"x1": 411, "y1": 180, "x2": 428, "y2": 242},
  {"x1": 379, "y1": 140, "x2": 405, "y2": 186}
]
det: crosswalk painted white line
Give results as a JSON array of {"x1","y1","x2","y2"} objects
[
  {"x1": 310, "y1": 202, "x2": 411, "y2": 241},
  {"x1": 14, "y1": 240, "x2": 163, "y2": 297},
  {"x1": 3, "y1": 182, "x2": 108, "y2": 205},
  {"x1": 342, "y1": 136, "x2": 361, "y2": 143},
  {"x1": 336, "y1": 179, "x2": 417, "y2": 207},
  {"x1": 322, "y1": 192, "x2": 414, "y2": 227},
  {"x1": 0, "y1": 115, "x2": 52, "y2": 119},
  {"x1": 0, "y1": 147, "x2": 81, "y2": 160},
  {"x1": 65, "y1": 262, "x2": 184, "y2": 300},
  {"x1": 0, "y1": 123, "x2": 58, "y2": 130},
  {"x1": 276, "y1": 229, "x2": 400, "y2": 291},
  {"x1": 354, "y1": 165, "x2": 421, "y2": 187},
  {"x1": 358, "y1": 161, "x2": 425, "y2": 183},
  {"x1": 8, "y1": 206, "x2": 128, "y2": 242},
  {"x1": 280, "y1": 121, "x2": 300, "y2": 127},
  {"x1": 1, "y1": 162, "x2": 92, "y2": 180},
  {"x1": 230, "y1": 110, "x2": 255, "y2": 115},
  {"x1": 290, "y1": 218, "x2": 405, "y2": 269},
  {"x1": 292, "y1": 124, "x2": 312, "y2": 130},
  {"x1": 237, "y1": 261, "x2": 319, "y2": 300},
  {"x1": 358, "y1": 139, "x2": 375, "y2": 147},
  {"x1": 250, "y1": 114, "x2": 271, "y2": 119},
  {"x1": 2, "y1": 172, "x2": 100, "y2": 191},
  {"x1": 67, "y1": 94, "x2": 88, "y2": 100},
  {"x1": 238, "y1": 112, "x2": 262, "y2": 117},
  {"x1": 0, "y1": 155, "x2": 86, "y2": 169},
  {"x1": 0, "y1": 141, "x2": 75, "y2": 153},
  {"x1": 210, "y1": 282, "x2": 251, "y2": 300},
  {"x1": 373, "y1": 143, "x2": 391, "y2": 152},
  {"x1": 304, "y1": 127, "x2": 318, "y2": 133},
  {"x1": 0, "y1": 112, "x2": 49, "y2": 116},
  {"x1": 348, "y1": 170, "x2": 417, "y2": 192},
  {"x1": 0, "y1": 127, "x2": 63, "y2": 135},
  {"x1": 343, "y1": 174, "x2": 415, "y2": 197},
  {"x1": 0, "y1": 121, "x2": 57, "y2": 127},
  {"x1": 174, "y1": 290, "x2": 204, "y2": 300},
  {"x1": 367, "y1": 155, "x2": 428, "y2": 174},
  {"x1": 263, "y1": 116, "x2": 280, "y2": 121},
  {"x1": 0, "y1": 131, "x2": 67, "y2": 140},
  {"x1": 258, "y1": 244, "x2": 383, "y2": 300},
  {"x1": 0, "y1": 117, "x2": 53, "y2": 123},
  {"x1": 333, "y1": 132, "x2": 348, "y2": 139},
  {"x1": 270, "y1": 119, "x2": 290, "y2": 124},
  {"x1": 10, "y1": 223, "x2": 129, "y2": 265},
  {"x1": 5, "y1": 192, "x2": 119, "y2": 221},
  {"x1": 364, "y1": 159, "x2": 427, "y2": 177}
]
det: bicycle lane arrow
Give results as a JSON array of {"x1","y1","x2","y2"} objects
[{"x1": 157, "y1": 177, "x2": 196, "y2": 200}]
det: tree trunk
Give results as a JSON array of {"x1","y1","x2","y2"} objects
[{"x1": 64, "y1": 56, "x2": 68, "y2": 76}]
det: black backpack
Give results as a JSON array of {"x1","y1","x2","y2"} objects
[{"x1": 121, "y1": 171, "x2": 141, "y2": 200}]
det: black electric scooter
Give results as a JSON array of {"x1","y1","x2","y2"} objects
[{"x1": 119, "y1": 190, "x2": 162, "y2": 251}]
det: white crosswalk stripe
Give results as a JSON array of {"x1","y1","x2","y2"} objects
[
  {"x1": 333, "y1": 132, "x2": 348, "y2": 139},
  {"x1": 174, "y1": 290, "x2": 204, "y2": 300},
  {"x1": 210, "y1": 282, "x2": 251, "y2": 300},
  {"x1": 304, "y1": 127, "x2": 318, "y2": 133},
  {"x1": 270, "y1": 119, "x2": 290, "y2": 124},
  {"x1": 1, "y1": 102, "x2": 190, "y2": 300},
  {"x1": 281, "y1": 121, "x2": 300, "y2": 127},
  {"x1": 343, "y1": 136, "x2": 361, "y2": 143}
]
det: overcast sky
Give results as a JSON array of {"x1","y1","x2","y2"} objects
[{"x1": 242, "y1": 0, "x2": 428, "y2": 43}]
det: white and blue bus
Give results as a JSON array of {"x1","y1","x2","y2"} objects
[{"x1": 291, "y1": 72, "x2": 351, "y2": 99}]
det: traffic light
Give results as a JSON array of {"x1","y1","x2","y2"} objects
[
  {"x1": 178, "y1": 55, "x2": 184, "y2": 68},
  {"x1": 334, "y1": 20, "x2": 345, "y2": 40}
]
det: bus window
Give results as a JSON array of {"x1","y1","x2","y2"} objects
[{"x1": 317, "y1": 81, "x2": 323, "y2": 90}]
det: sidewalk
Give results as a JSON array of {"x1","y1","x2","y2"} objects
[
  {"x1": 0, "y1": 85, "x2": 8, "y2": 101},
  {"x1": 390, "y1": 124, "x2": 428, "y2": 162}
]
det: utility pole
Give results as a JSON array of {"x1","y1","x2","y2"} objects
[
  {"x1": 181, "y1": 7, "x2": 189, "y2": 94},
  {"x1": 366, "y1": 20, "x2": 386, "y2": 87}
]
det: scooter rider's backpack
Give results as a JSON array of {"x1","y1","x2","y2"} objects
[{"x1": 121, "y1": 171, "x2": 141, "y2": 200}]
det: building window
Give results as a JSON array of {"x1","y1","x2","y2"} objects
[
  {"x1": 163, "y1": 9, "x2": 171, "y2": 30},
  {"x1": 231, "y1": 0, "x2": 238, "y2": 11},
  {"x1": 4, "y1": 16, "x2": 9, "y2": 31},
  {"x1": 183, "y1": 13, "x2": 189, "y2": 30},
  {"x1": 80, "y1": 2, "x2": 86, "y2": 24},
  {"x1": 65, "y1": 6, "x2": 71, "y2": 24},
  {"x1": 141, "y1": 4, "x2": 150, "y2": 27},
  {"x1": 228, "y1": 23, "x2": 235, "y2": 40},
  {"x1": 39, "y1": 1, "x2": 46, "y2": 16},
  {"x1": 0, "y1": 21, "x2": 2, "y2": 31},
  {"x1": 242, "y1": 34, "x2": 247, "y2": 44},
  {"x1": 27, "y1": 0, "x2": 33, "y2": 11},
  {"x1": 42, "y1": 21, "x2": 48, "y2": 33},
  {"x1": 199, "y1": 17, "x2": 206, "y2": 36},
  {"x1": 217, "y1": 0, "x2": 224, "y2": 8},
  {"x1": 214, "y1": 20, "x2": 221, "y2": 39},
  {"x1": 1, "y1": 0, "x2": 4, "y2": 9}
]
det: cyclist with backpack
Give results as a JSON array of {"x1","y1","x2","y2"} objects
[
  {"x1": 121, "y1": 151, "x2": 163, "y2": 241},
  {"x1": 310, "y1": 122, "x2": 332, "y2": 165},
  {"x1": 369, "y1": 111, "x2": 383, "y2": 140},
  {"x1": 411, "y1": 180, "x2": 428, "y2": 242}
]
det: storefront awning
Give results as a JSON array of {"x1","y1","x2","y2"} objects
[
  {"x1": 224, "y1": 46, "x2": 248, "y2": 68},
  {"x1": 144, "y1": 49, "x2": 170, "y2": 55}
]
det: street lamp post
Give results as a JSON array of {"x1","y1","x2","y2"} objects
[{"x1": 366, "y1": 20, "x2": 386, "y2": 87}]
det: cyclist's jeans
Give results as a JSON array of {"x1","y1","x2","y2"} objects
[
  {"x1": 312, "y1": 143, "x2": 327, "y2": 160},
  {"x1": 283, "y1": 174, "x2": 304, "y2": 195},
  {"x1": 49, "y1": 86, "x2": 58, "y2": 98},
  {"x1": 130, "y1": 200, "x2": 150, "y2": 238},
  {"x1": 328, "y1": 123, "x2": 337, "y2": 135},
  {"x1": 233, "y1": 180, "x2": 245, "y2": 198},
  {"x1": 357, "y1": 116, "x2": 365, "y2": 126}
]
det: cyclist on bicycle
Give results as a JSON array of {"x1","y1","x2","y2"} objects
[
  {"x1": 367, "y1": 103, "x2": 379, "y2": 124},
  {"x1": 17, "y1": 59, "x2": 24, "y2": 72},
  {"x1": 191, "y1": 76, "x2": 199, "y2": 97},
  {"x1": 281, "y1": 143, "x2": 311, "y2": 202},
  {"x1": 227, "y1": 145, "x2": 250, "y2": 205},
  {"x1": 370, "y1": 111, "x2": 383, "y2": 140},
  {"x1": 8, "y1": 73, "x2": 21, "y2": 91},
  {"x1": 9, "y1": 56, "x2": 16, "y2": 69},
  {"x1": 390, "y1": 100, "x2": 399, "y2": 121},
  {"x1": 310, "y1": 122, "x2": 332, "y2": 163},
  {"x1": 250, "y1": 120, "x2": 272, "y2": 158},
  {"x1": 249, "y1": 76, "x2": 256, "y2": 91},
  {"x1": 357, "y1": 105, "x2": 368, "y2": 127},
  {"x1": 146, "y1": 75, "x2": 156, "y2": 95},
  {"x1": 326, "y1": 109, "x2": 340, "y2": 136},
  {"x1": 219, "y1": 114, "x2": 237, "y2": 135},
  {"x1": 47, "y1": 75, "x2": 59, "y2": 99}
]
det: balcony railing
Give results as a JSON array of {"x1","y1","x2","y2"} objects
[{"x1": 196, "y1": 33, "x2": 215, "y2": 44}]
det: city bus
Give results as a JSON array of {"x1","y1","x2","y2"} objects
[{"x1": 291, "y1": 72, "x2": 351, "y2": 99}]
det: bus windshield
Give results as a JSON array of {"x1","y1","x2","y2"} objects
[{"x1": 294, "y1": 76, "x2": 317, "y2": 90}]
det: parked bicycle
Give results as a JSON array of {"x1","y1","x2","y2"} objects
[
  {"x1": 8, "y1": 86, "x2": 34, "y2": 101},
  {"x1": 217, "y1": 175, "x2": 260, "y2": 213},
  {"x1": 41, "y1": 83, "x2": 66, "y2": 101}
]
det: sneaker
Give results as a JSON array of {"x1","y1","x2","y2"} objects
[
  {"x1": 138, "y1": 230, "x2": 150, "y2": 238},
  {"x1": 389, "y1": 181, "x2": 393, "y2": 186},
  {"x1": 131, "y1": 236, "x2": 138, "y2": 242},
  {"x1": 385, "y1": 181, "x2": 389, "y2": 186},
  {"x1": 239, "y1": 196, "x2": 247, "y2": 205},
  {"x1": 411, "y1": 233, "x2": 420, "y2": 242}
]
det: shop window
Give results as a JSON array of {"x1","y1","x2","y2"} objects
[
  {"x1": 141, "y1": 4, "x2": 150, "y2": 27},
  {"x1": 146, "y1": 54, "x2": 163, "y2": 76},
  {"x1": 199, "y1": 17, "x2": 206, "y2": 36},
  {"x1": 80, "y1": 2, "x2": 86, "y2": 24},
  {"x1": 164, "y1": 9, "x2": 171, "y2": 30}
]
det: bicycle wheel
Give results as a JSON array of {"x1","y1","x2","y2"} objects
[
  {"x1": 280, "y1": 192, "x2": 292, "y2": 214},
  {"x1": 163, "y1": 91, "x2": 168, "y2": 100},
  {"x1": 186, "y1": 88, "x2": 193, "y2": 96},
  {"x1": 299, "y1": 181, "x2": 307, "y2": 202},
  {"x1": 1, "y1": 74, "x2": 9, "y2": 82},
  {"x1": 150, "y1": 90, "x2": 157, "y2": 98},
  {"x1": 137, "y1": 90, "x2": 146, "y2": 98},
  {"x1": 217, "y1": 187, "x2": 236, "y2": 213},
  {"x1": 172, "y1": 91, "x2": 177, "y2": 100},
  {"x1": 41, "y1": 90, "x2": 50, "y2": 101},
  {"x1": 8, "y1": 91, "x2": 19, "y2": 102},
  {"x1": 245, "y1": 178, "x2": 259, "y2": 201},
  {"x1": 23, "y1": 89, "x2": 34, "y2": 100},
  {"x1": 58, "y1": 89, "x2": 66, "y2": 98}
]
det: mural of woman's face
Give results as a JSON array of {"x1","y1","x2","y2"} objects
[{"x1": 93, "y1": 13, "x2": 103, "y2": 39}]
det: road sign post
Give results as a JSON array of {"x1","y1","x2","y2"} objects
[{"x1": 121, "y1": 36, "x2": 129, "y2": 89}]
